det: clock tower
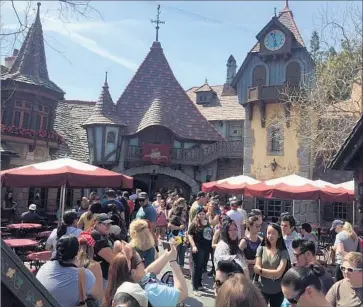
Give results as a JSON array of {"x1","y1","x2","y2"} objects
[{"x1": 231, "y1": 1, "x2": 314, "y2": 181}]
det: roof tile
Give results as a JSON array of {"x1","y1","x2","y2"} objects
[
  {"x1": 82, "y1": 78, "x2": 125, "y2": 127},
  {"x1": 116, "y1": 41, "x2": 224, "y2": 141},
  {"x1": 0, "y1": 3, "x2": 63, "y2": 94},
  {"x1": 187, "y1": 84, "x2": 245, "y2": 121}
]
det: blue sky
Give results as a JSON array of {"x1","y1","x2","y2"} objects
[{"x1": 2, "y1": 1, "x2": 352, "y2": 101}]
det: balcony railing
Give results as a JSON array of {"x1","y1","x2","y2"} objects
[
  {"x1": 126, "y1": 140, "x2": 244, "y2": 165},
  {"x1": 247, "y1": 85, "x2": 285, "y2": 103}
]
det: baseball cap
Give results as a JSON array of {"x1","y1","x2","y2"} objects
[
  {"x1": 95, "y1": 213, "x2": 113, "y2": 224},
  {"x1": 109, "y1": 225, "x2": 121, "y2": 236},
  {"x1": 137, "y1": 192, "x2": 148, "y2": 200},
  {"x1": 114, "y1": 282, "x2": 148, "y2": 307},
  {"x1": 330, "y1": 220, "x2": 344, "y2": 231},
  {"x1": 29, "y1": 204, "x2": 37, "y2": 211}
]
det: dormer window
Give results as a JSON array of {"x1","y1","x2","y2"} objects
[{"x1": 195, "y1": 79, "x2": 216, "y2": 105}]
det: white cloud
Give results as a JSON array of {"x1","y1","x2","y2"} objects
[{"x1": 42, "y1": 17, "x2": 139, "y2": 71}]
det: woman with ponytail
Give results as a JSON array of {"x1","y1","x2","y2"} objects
[
  {"x1": 281, "y1": 264, "x2": 331, "y2": 307},
  {"x1": 36, "y1": 235, "x2": 96, "y2": 307},
  {"x1": 46, "y1": 210, "x2": 82, "y2": 258}
]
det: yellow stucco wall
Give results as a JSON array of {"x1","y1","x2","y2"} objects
[{"x1": 250, "y1": 103, "x2": 300, "y2": 180}]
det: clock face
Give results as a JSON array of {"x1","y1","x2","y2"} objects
[{"x1": 264, "y1": 30, "x2": 286, "y2": 51}]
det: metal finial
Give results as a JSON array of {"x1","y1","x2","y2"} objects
[
  {"x1": 274, "y1": 7, "x2": 277, "y2": 17},
  {"x1": 151, "y1": 4, "x2": 165, "y2": 42},
  {"x1": 35, "y1": 2, "x2": 41, "y2": 22},
  {"x1": 205, "y1": 78, "x2": 208, "y2": 84},
  {"x1": 105, "y1": 71, "x2": 108, "y2": 83},
  {"x1": 285, "y1": 0, "x2": 289, "y2": 9}
]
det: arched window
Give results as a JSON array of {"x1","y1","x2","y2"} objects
[
  {"x1": 107, "y1": 131, "x2": 116, "y2": 144},
  {"x1": 252, "y1": 65, "x2": 267, "y2": 86},
  {"x1": 286, "y1": 61, "x2": 301, "y2": 86}
]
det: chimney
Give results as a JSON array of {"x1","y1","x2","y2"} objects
[
  {"x1": 4, "y1": 49, "x2": 19, "y2": 69},
  {"x1": 226, "y1": 55, "x2": 237, "y2": 85}
]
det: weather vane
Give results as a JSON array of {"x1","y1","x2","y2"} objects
[{"x1": 151, "y1": 4, "x2": 165, "y2": 42}]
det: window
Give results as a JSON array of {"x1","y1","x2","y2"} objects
[
  {"x1": 28, "y1": 187, "x2": 48, "y2": 211},
  {"x1": 333, "y1": 202, "x2": 347, "y2": 220},
  {"x1": 107, "y1": 131, "x2": 116, "y2": 144},
  {"x1": 35, "y1": 104, "x2": 49, "y2": 130},
  {"x1": 252, "y1": 65, "x2": 267, "y2": 87},
  {"x1": 267, "y1": 125, "x2": 284, "y2": 155},
  {"x1": 257, "y1": 198, "x2": 292, "y2": 219},
  {"x1": 286, "y1": 61, "x2": 301, "y2": 86},
  {"x1": 13, "y1": 100, "x2": 31, "y2": 128},
  {"x1": 229, "y1": 125, "x2": 242, "y2": 137},
  {"x1": 56, "y1": 188, "x2": 74, "y2": 209}
]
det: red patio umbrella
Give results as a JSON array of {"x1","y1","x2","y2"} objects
[
  {"x1": 1, "y1": 158, "x2": 133, "y2": 188},
  {"x1": 1, "y1": 158, "x2": 133, "y2": 223},
  {"x1": 202, "y1": 175, "x2": 260, "y2": 194},
  {"x1": 244, "y1": 174, "x2": 321, "y2": 200}
]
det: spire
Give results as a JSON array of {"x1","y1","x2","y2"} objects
[
  {"x1": 82, "y1": 74, "x2": 125, "y2": 127},
  {"x1": 151, "y1": 4, "x2": 165, "y2": 42},
  {"x1": 205, "y1": 77, "x2": 208, "y2": 84},
  {"x1": 284, "y1": 0, "x2": 290, "y2": 11},
  {"x1": 226, "y1": 55, "x2": 237, "y2": 85},
  {"x1": 4, "y1": 2, "x2": 63, "y2": 94},
  {"x1": 104, "y1": 71, "x2": 108, "y2": 87}
]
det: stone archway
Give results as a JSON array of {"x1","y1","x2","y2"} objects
[{"x1": 122, "y1": 165, "x2": 200, "y2": 195}]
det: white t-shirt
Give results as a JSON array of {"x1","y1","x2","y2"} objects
[
  {"x1": 237, "y1": 208, "x2": 247, "y2": 224},
  {"x1": 47, "y1": 226, "x2": 82, "y2": 258},
  {"x1": 227, "y1": 209, "x2": 244, "y2": 240}
]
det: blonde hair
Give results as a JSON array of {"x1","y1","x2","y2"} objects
[
  {"x1": 129, "y1": 219, "x2": 155, "y2": 251},
  {"x1": 343, "y1": 252, "x2": 363, "y2": 269},
  {"x1": 342, "y1": 221, "x2": 357, "y2": 241},
  {"x1": 76, "y1": 243, "x2": 94, "y2": 268}
]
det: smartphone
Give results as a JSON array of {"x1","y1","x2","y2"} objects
[{"x1": 162, "y1": 241, "x2": 171, "y2": 251}]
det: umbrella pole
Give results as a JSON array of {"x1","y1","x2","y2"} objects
[
  {"x1": 318, "y1": 199, "x2": 321, "y2": 227},
  {"x1": 292, "y1": 200, "x2": 295, "y2": 218},
  {"x1": 353, "y1": 200, "x2": 355, "y2": 228},
  {"x1": 60, "y1": 184, "x2": 66, "y2": 225}
]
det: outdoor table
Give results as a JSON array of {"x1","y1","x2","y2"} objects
[
  {"x1": 36, "y1": 230, "x2": 52, "y2": 238},
  {"x1": 7, "y1": 223, "x2": 43, "y2": 238},
  {"x1": 4, "y1": 238, "x2": 39, "y2": 248},
  {"x1": 27, "y1": 250, "x2": 52, "y2": 270}
]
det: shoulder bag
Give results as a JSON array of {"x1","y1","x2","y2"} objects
[{"x1": 77, "y1": 268, "x2": 98, "y2": 307}]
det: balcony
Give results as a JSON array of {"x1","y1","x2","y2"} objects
[
  {"x1": 247, "y1": 85, "x2": 285, "y2": 103},
  {"x1": 126, "y1": 140, "x2": 244, "y2": 165}
]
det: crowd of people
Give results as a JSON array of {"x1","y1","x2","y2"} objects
[{"x1": 11, "y1": 188, "x2": 363, "y2": 307}]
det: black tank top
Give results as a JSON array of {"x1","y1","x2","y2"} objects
[{"x1": 243, "y1": 236, "x2": 261, "y2": 260}]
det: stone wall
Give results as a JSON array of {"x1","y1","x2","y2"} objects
[{"x1": 217, "y1": 158, "x2": 244, "y2": 179}]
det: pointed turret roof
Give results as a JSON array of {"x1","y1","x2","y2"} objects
[
  {"x1": 250, "y1": 2, "x2": 305, "y2": 53},
  {"x1": 116, "y1": 41, "x2": 224, "y2": 141},
  {"x1": 1, "y1": 3, "x2": 63, "y2": 94},
  {"x1": 82, "y1": 73, "x2": 125, "y2": 127}
]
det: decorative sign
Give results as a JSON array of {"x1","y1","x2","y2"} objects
[{"x1": 142, "y1": 144, "x2": 171, "y2": 165}]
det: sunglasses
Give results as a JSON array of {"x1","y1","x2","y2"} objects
[
  {"x1": 214, "y1": 279, "x2": 224, "y2": 288},
  {"x1": 286, "y1": 289, "x2": 305, "y2": 305},
  {"x1": 293, "y1": 250, "x2": 307, "y2": 258},
  {"x1": 340, "y1": 266, "x2": 362, "y2": 273}
]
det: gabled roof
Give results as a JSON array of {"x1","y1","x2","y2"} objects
[
  {"x1": 187, "y1": 84, "x2": 245, "y2": 121},
  {"x1": 54, "y1": 100, "x2": 95, "y2": 162},
  {"x1": 329, "y1": 115, "x2": 363, "y2": 170},
  {"x1": 232, "y1": 3, "x2": 305, "y2": 87},
  {"x1": 116, "y1": 41, "x2": 224, "y2": 141},
  {"x1": 82, "y1": 74, "x2": 125, "y2": 127},
  {"x1": 195, "y1": 79, "x2": 216, "y2": 93},
  {"x1": 250, "y1": 4, "x2": 305, "y2": 53},
  {"x1": 1, "y1": 3, "x2": 64, "y2": 94}
]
